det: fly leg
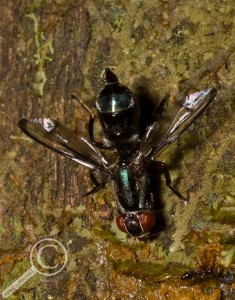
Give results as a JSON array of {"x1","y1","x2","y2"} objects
[
  {"x1": 149, "y1": 161, "x2": 187, "y2": 201},
  {"x1": 71, "y1": 94, "x2": 113, "y2": 150},
  {"x1": 83, "y1": 170, "x2": 105, "y2": 196},
  {"x1": 88, "y1": 116, "x2": 113, "y2": 150}
]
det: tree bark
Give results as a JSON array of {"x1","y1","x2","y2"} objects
[{"x1": 0, "y1": 1, "x2": 234, "y2": 299}]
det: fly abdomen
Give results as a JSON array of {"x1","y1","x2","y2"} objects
[{"x1": 115, "y1": 163, "x2": 140, "y2": 211}]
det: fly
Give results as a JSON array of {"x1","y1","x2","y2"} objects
[{"x1": 19, "y1": 69, "x2": 217, "y2": 238}]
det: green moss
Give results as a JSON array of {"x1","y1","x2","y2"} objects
[
  {"x1": 10, "y1": 218, "x2": 24, "y2": 237},
  {"x1": 113, "y1": 260, "x2": 190, "y2": 280},
  {"x1": 26, "y1": 13, "x2": 54, "y2": 97},
  {"x1": 221, "y1": 245, "x2": 235, "y2": 267},
  {"x1": 0, "y1": 221, "x2": 4, "y2": 238},
  {"x1": 2, "y1": 0, "x2": 234, "y2": 298},
  {"x1": 2, "y1": 261, "x2": 38, "y2": 292}
]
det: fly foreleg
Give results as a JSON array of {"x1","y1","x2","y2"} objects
[
  {"x1": 71, "y1": 94, "x2": 112, "y2": 150},
  {"x1": 88, "y1": 116, "x2": 112, "y2": 150}
]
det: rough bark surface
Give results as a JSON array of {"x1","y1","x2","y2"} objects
[{"x1": 0, "y1": 1, "x2": 234, "y2": 299}]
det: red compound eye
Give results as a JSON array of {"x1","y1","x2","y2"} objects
[
  {"x1": 116, "y1": 212, "x2": 156, "y2": 235},
  {"x1": 138, "y1": 211, "x2": 156, "y2": 233},
  {"x1": 116, "y1": 215, "x2": 127, "y2": 233}
]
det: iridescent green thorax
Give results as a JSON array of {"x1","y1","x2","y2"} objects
[{"x1": 96, "y1": 83, "x2": 134, "y2": 114}]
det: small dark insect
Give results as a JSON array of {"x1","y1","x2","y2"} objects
[
  {"x1": 181, "y1": 268, "x2": 234, "y2": 285},
  {"x1": 181, "y1": 268, "x2": 214, "y2": 281},
  {"x1": 19, "y1": 69, "x2": 217, "y2": 238}
]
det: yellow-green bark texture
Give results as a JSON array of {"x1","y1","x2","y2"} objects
[{"x1": 0, "y1": 1, "x2": 234, "y2": 299}]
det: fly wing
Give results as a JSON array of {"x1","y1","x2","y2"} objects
[
  {"x1": 139, "y1": 88, "x2": 217, "y2": 160},
  {"x1": 19, "y1": 118, "x2": 110, "y2": 173}
]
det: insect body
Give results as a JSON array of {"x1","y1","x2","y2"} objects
[{"x1": 19, "y1": 69, "x2": 217, "y2": 237}]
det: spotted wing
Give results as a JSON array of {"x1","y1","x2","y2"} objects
[
  {"x1": 139, "y1": 88, "x2": 217, "y2": 160},
  {"x1": 19, "y1": 118, "x2": 110, "y2": 173}
]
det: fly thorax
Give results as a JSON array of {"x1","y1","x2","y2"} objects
[{"x1": 96, "y1": 82, "x2": 140, "y2": 145}]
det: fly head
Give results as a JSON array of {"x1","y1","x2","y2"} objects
[{"x1": 116, "y1": 211, "x2": 156, "y2": 237}]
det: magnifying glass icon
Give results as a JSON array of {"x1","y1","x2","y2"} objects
[{"x1": 2, "y1": 238, "x2": 68, "y2": 298}]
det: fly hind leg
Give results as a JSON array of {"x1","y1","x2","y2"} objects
[
  {"x1": 149, "y1": 161, "x2": 188, "y2": 201},
  {"x1": 83, "y1": 170, "x2": 105, "y2": 196}
]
